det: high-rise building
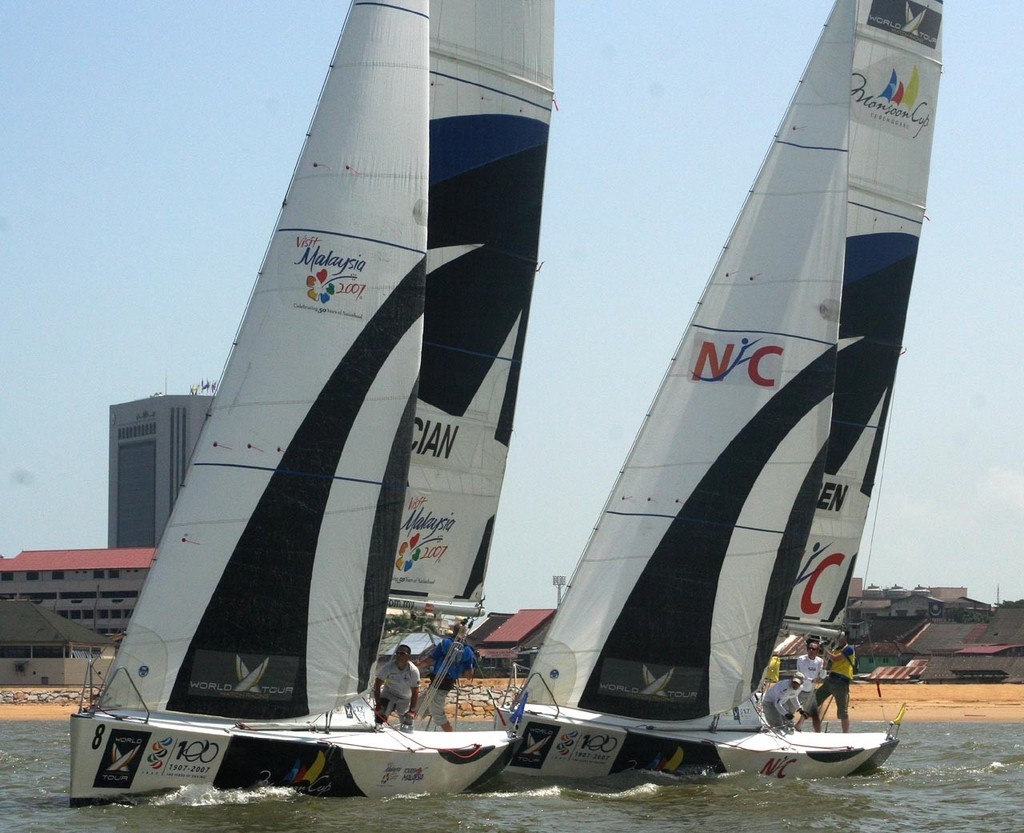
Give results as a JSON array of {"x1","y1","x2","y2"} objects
[{"x1": 108, "y1": 395, "x2": 211, "y2": 548}]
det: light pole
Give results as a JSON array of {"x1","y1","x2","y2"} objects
[{"x1": 552, "y1": 575, "x2": 566, "y2": 607}]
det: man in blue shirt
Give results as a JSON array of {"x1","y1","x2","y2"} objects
[{"x1": 417, "y1": 621, "x2": 476, "y2": 731}]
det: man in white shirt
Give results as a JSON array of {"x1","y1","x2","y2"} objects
[
  {"x1": 762, "y1": 673, "x2": 805, "y2": 729},
  {"x1": 373, "y1": 644, "x2": 421, "y2": 727},
  {"x1": 794, "y1": 638, "x2": 827, "y2": 731}
]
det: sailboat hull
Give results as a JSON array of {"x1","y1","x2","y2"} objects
[
  {"x1": 69, "y1": 710, "x2": 515, "y2": 806},
  {"x1": 503, "y1": 706, "x2": 897, "y2": 781}
]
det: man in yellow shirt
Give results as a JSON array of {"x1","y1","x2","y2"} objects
[{"x1": 814, "y1": 631, "x2": 856, "y2": 732}]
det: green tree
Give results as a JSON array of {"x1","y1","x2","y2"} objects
[{"x1": 383, "y1": 610, "x2": 443, "y2": 637}]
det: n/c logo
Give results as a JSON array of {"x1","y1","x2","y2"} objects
[
  {"x1": 691, "y1": 337, "x2": 783, "y2": 387},
  {"x1": 760, "y1": 756, "x2": 797, "y2": 778}
]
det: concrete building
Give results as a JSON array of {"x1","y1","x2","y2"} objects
[
  {"x1": 0, "y1": 548, "x2": 155, "y2": 636},
  {"x1": 108, "y1": 394, "x2": 210, "y2": 547}
]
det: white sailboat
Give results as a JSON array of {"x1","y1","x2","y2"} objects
[
  {"x1": 69, "y1": 0, "x2": 534, "y2": 805},
  {"x1": 389, "y1": 0, "x2": 555, "y2": 617},
  {"x1": 504, "y1": 0, "x2": 942, "y2": 781}
]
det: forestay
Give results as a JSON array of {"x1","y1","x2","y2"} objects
[
  {"x1": 389, "y1": 0, "x2": 555, "y2": 608},
  {"x1": 530, "y1": 0, "x2": 856, "y2": 722},
  {"x1": 785, "y1": 0, "x2": 943, "y2": 631},
  {"x1": 100, "y1": 0, "x2": 431, "y2": 720}
]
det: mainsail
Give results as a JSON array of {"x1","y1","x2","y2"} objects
[
  {"x1": 101, "y1": 0, "x2": 431, "y2": 720},
  {"x1": 388, "y1": 0, "x2": 555, "y2": 611},
  {"x1": 529, "y1": 0, "x2": 856, "y2": 723},
  {"x1": 784, "y1": 0, "x2": 943, "y2": 631}
]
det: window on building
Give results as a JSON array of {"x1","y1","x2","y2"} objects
[
  {"x1": 1, "y1": 573, "x2": 11, "y2": 581},
  {"x1": 93, "y1": 570, "x2": 105, "y2": 579},
  {"x1": 51, "y1": 570, "x2": 64, "y2": 579},
  {"x1": 26, "y1": 571, "x2": 39, "y2": 580},
  {"x1": 108, "y1": 569, "x2": 120, "y2": 579}
]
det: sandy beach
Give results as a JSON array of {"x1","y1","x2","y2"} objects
[{"x1": 4, "y1": 682, "x2": 1024, "y2": 723}]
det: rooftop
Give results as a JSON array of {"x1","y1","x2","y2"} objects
[{"x1": 0, "y1": 548, "x2": 156, "y2": 571}]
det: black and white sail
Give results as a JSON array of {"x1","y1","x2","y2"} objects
[
  {"x1": 389, "y1": 0, "x2": 555, "y2": 610},
  {"x1": 530, "y1": 0, "x2": 856, "y2": 723},
  {"x1": 102, "y1": 0, "x2": 431, "y2": 721},
  {"x1": 785, "y1": 0, "x2": 943, "y2": 631}
]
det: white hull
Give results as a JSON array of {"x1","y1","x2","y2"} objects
[
  {"x1": 504, "y1": 705, "x2": 897, "y2": 781},
  {"x1": 69, "y1": 710, "x2": 514, "y2": 805}
]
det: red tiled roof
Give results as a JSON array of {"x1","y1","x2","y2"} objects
[
  {"x1": 1, "y1": 548, "x2": 156, "y2": 571},
  {"x1": 956, "y1": 644, "x2": 1024, "y2": 655},
  {"x1": 480, "y1": 608, "x2": 555, "y2": 645}
]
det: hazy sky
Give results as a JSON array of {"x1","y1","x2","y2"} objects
[{"x1": 2, "y1": 2, "x2": 1021, "y2": 613}]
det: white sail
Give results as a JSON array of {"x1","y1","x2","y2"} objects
[
  {"x1": 784, "y1": 0, "x2": 943, "y2": 631},
  {"x1": 102, "y1": 0, "x2": 431, "y2": 720},
  {"x1": 530, "y1": 0, "x2": 856, "y2": 723},
  {"x1": 388, "y1": 0, "x2": 555, "y2": 608}
]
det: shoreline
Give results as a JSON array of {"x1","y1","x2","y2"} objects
[{"x1": 4, "y1": 682, "x2": 1023, "y2": 723}]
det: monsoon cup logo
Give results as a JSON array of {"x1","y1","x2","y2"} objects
[{"x1": 851, "y1": 63, "x2": 933, "y2": 139}]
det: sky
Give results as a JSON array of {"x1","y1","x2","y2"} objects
[{"x1": 2, "y1": 2, "x2": 1022, "y2": 614}]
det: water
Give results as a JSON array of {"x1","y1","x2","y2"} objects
[{"x1": 3, "y1": 720, "x2": 1023, "y2": 833}]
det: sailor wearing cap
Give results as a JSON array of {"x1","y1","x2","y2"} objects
[{"x1": 762, "y1": 672, "x2": 807, "y2": 729}]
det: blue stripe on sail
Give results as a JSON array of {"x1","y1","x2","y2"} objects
[
  {"x1": 604, "y1": 509, "x2": 786, "y2": 537},
  {"x1": 695, "y1": 325, "x2": 836, "y2": 348},
  {"x1": 429, "y1": 114, "x2": 549, "y2": 184},
  {"x1": 774, "y1": 140, "x2": 848, "y2": 153},
  {"x1": 421, "y1": 339, "x2": 519, "y2": 363},
  {"x1": 192, "y1": 461, "x2": 397, "y2": 489},
  {"x1": 848, "y1": 200, "x2": 923, "y2": 228},
  {"x1": 844, "y1": 232, "x2": 919, "y2": 285},
  {"x1": 430, "y1": 72, "x2": 552, "y2": 116},
  {"x1": 353, "y1": 1, "x2": 429, "y2": 20},
  {"x1": 278, "y1": 227, "x2": 426, "y2": 256}
]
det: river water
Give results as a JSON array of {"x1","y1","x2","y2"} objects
[{"x1": 3, "y1": 719, "x2": 1022, "y2": 833}]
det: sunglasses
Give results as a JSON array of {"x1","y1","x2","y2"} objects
[{"x1": 396, "y1": 651, "x2": 410, "y2": 656}]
